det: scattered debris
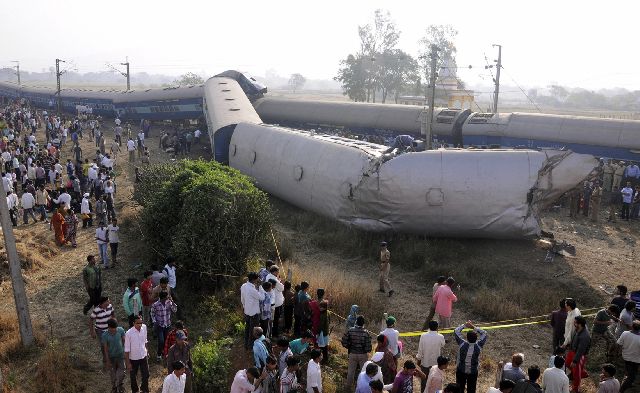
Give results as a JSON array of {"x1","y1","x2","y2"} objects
[
  {"x1": 532, "y1": 344, "x2": 540, "y2": 349},
  {"x1": 553, "y1": 271, "x2": 567, "y2": 278}
]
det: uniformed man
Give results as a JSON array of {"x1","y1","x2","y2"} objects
[
  {"x1": 378, "y1": 242, "x2": 393, "y2": 297},
  {"x1": 590, "y1": 182, "x2": 602, "y2": 222},
  {"x1": 602, "y1": 161, "x2": 614, "y2": 192},
  {"x1": 568, "y1": 187, "x2": 580, "y2": 218},
  {"x1": 613, "y1": 161, "x2": 625, "y2": 190}
]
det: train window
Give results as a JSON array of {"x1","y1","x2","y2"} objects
[
  {"x1": 229, "y1": 108, "x2": 240, "y2": 111},
  {"x1": 225, "y1": 98, "x2": 235, "y2": 101},
  {"x1": 222, "y1": 89, "x2": 231, "y2": 92}
]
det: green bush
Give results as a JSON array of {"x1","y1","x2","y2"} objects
[
  {"x1": 191, "y1": 338, "x2": 232, "y2": 393},
  {"x1": 133, "y1": 160, "x2": 273, "y2": 276}
]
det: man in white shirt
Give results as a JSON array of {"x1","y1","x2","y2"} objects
[
  {"x1": 562, "y1": 298, "x2": 581, "y2": 348},
  {"x1": 240, "y1": 273, "x2": 265, "y2": 349},
  {"x1": 381, "y1": 316, "x2": 400, "y2": 359},
  {"x1": 265, "y1": 265, "x2": 285, "y2": 336},
  {"x1": 194, "y1": 129, "x2": 202, "y2": 144},
  {"x1": 108, "y1": 218, "x2": 120, "y2": 265},
  {"x1": 125, "y1": 316, "x2": 150, "y2": 393},
  {"x1": 6, "y1": 190, "x2": 18, "y2": 226},
  {"x1": 621, "y1": 182, "x2": 634, "y2": 220},
  {"x1": 21, "y1": 191, "x2": 38, "y2": 224},
  {"x1": 541, "y1": 356, "x2": 570, "y2": 393},
  {"x1": 163, "y1": 257, "x2": 182, "y2": 320},
  {"x1": 307, "y1": 349, "x2": 323, "y2": 393},
  {"x1": 617, "y1": 321, "x2": 640, "y2": 392},
  {"x1": 416, "y1": 320, "x2": 446, "y2": 393},
  {"x1": 162, "y1": 360, "x2": 187, "y2": 393},
  {"x1": 127, "y1": 138, "x2": 137, "y2": 162},
  {"x1": 54, "y1": 191, "x2": 71, "y2": 210},
  {"x1": 230, "y1": 367, "x2": 262, "y2": 393},
  {"x1": 95, "y1": 222, "x2": 110, "y2": 268}
]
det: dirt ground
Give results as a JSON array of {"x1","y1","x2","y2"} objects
[{"x1": 0, "y1": 119, "x2": 638, "y2": 393}]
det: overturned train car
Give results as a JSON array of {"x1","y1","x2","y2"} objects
[{"x1": 205, "y1": 77, "x2": 598, "y2": 238}]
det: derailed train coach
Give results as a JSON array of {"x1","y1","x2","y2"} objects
[
  {"x1": 204, "y1": 77, "x2": 599, "y2": 238},
  {"x1": 253, "y1": 98, "x2": 640, "y2": 161}
]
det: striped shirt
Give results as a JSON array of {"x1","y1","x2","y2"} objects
[
  {"x1": 90, "y1": 304, "x2": 114, "y2": 330},
  {"x1": 150, "y1": 299, "x2": 177, "y2": 328}
]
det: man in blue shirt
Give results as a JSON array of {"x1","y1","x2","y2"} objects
[{"x1": 252, "y1": 327, "x2": 269, "y2": 370}]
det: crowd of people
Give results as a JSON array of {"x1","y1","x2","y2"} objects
[
  {"x1": 567, "y1": 160, "x2": 640, "y2": 222},
  {"x1": 232, "y1": 260, "x2": 639, "y2": 393}
]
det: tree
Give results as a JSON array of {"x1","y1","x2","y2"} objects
[
  {"x1": 173, "y1": 72, "x2": 204, "y2": 86},
  {"x1": 418, "y1": 25, "x2": 459, "y2": 97},
  {"x1": 358, "y1": 9, "x2": 400, "y2": 102},
  {"x1": 549, "y1": 85, "x2": 569, "y2": 102},
  {"x1": 335, "y1": 54, "x2": 367, "y2": 102},
  {"x1": 133, "y1": 160, "x2": 272, "y2": 277},
  {"x1": 288, "y1": 73, "x2": 306, "y2": 93},
  {"x1": 376, "y1": 50, "x2": 419, "y2": 103}
]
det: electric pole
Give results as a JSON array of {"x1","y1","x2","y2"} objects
[
  {"x1": 422, "y1": 44, "x2": 439, "y2": 150},
  {"x1": 0, "y1": 191, "x2": 34, "y2": 347},
  {"x1": 55, "y1": 58, "x2": 66, "y2": 115},
  {"x1": 11, "y1": 61, "x2": 20, "y2": 85},
  {"x1": 492, "y1": 44, "x2": 502, "y2": 114},
  {"x1": 121, "y1": 60, "x2": 130, "y2": 91},
  {"x1": 107, "y1": 58, "x2": 131, "y2": 91}
]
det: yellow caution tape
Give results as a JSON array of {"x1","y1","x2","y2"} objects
[
  {"x1": 399, "y1": 313, "x2": 597, "y2": 337},
  {"x1": 328, "y1": 307, "x2": 599, "y2": 338}
]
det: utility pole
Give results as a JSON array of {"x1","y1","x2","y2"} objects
[
  {"x1": 0, "y1": 192, "x2": 34, "y2": 347},
  {"x1": 11, "y1": 61, "x2": 20, "y2": 85},
  {"x1": 121, "y1": 60, "x2": 130, "y2": 91},
  {"x1": 421, "y1": 44, "x2": 439, "y2": 150},
  {"x1": 107, "y1": 58, "x2": 131, "y2": 91},
  {"x1": 55, "y1": 58, "x2": 66, "y2": 115},
  {"x1": 492, "y1": 44, "x2": 502, "y2": 114}
]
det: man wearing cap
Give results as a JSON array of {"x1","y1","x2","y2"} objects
[
  {"x1": 602, "y1": 161, "x2": 614, "y2": 192},
  {"x1": 81, "y1": 192, "x2": 93, "y2": 228},
  {"x1": 379, "y1": 242, "x2": 393, "y2": 297},
  {"x1": 167, "y1": 330, "x2": 192, "y2": 393},
  {"x1": 381, "y1": 316, "x2": 400, "y2": 359}
]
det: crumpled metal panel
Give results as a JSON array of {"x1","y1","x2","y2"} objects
[{"x1": 229, "y1": 124, "x2": 598, "y2": 238}]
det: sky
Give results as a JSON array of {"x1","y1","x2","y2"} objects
[{"x1": 2, "y1": 0, "x2": 640, "y2": 91}]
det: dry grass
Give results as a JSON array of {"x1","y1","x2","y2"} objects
[
  {"x1": 290, "y1": 262, "x2": 385, "y2": 325},
  {"x1": 34, "y1": 341, "x2": 85, "y2": 393},
  {"x1": 0, "y1": 314, "x2": 47, "y2": 362}
]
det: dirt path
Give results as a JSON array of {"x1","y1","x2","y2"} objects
[{"x1": 0, "y1": 123, "x2": 210, "y2": 392}]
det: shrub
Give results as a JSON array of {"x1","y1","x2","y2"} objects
[
  {"x1": 191, "y1": 338, "x2": 232, "y2": 393},
  {"x1": 133, "y1": 160, "x2": 273, "y2": 276}
]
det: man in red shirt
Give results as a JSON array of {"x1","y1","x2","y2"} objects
[
  {"x1": 140, "y1": 270, "x2": 154, "y2": 326},
  {"x1": 164, "y1": 320, "x2": 189, "y2": 358}
]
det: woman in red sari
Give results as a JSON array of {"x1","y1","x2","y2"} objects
[
  {"x1": 50, "y1": 207, "x2": 66, "y2": 246},
  {"x1": 375, "y1": 334, "x2": 398, "y2": 384}
]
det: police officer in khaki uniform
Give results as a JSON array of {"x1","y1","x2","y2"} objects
[
  {"x1": 379, "y1": 242, "x2": 393, "y2": 297},
  {"x1": 602, "y1": 162, "x2": 614, "y2": 192},
  {"x1": 613, "y1": 161, "x2": 625, "y2": 190},
  {"x1": 590, "y1": 181, "x2": 602, "y2": 221}
]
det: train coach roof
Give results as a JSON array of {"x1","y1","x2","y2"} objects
[{"x1": 111, "y1": 85, "x2": 204, "y2": 103}]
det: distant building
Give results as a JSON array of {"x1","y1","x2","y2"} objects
[{"x1": 399, "y1": 58, "x2": 475, "y2": 109}]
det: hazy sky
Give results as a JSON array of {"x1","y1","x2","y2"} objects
[{"x1": 2, "y1": 0, "x2": 639, "y2": 90}]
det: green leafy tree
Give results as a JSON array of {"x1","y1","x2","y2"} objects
[
  {"x1": 335, "y1": 54, "x2": 368, "y2": 102},
  {"x1": 133, "y1": 160, "x2": 272, "y2": 277},
  {"x1": 173, "y1": 72, "x2": 204, "y2": 86},
  {"x1": 288, "y1": 73, "x2": 306, "y2": 93},
  {"x1": 376, "y1": 49, "x2": 419, "y2": 103}
]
